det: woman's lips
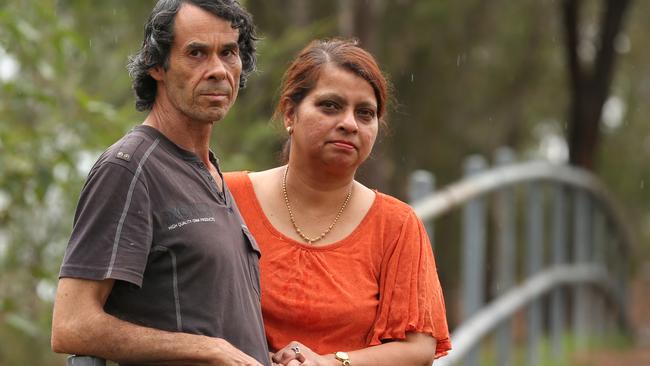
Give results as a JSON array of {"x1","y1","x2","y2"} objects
[{"x1": 330, "y1": 140, "x2": 356, "y2": 150}]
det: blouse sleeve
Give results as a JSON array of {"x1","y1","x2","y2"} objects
[{"x1": 367, "y1": 210, "x2": 451, "y2": 359}]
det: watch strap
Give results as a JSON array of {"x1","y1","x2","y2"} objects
[{"x1": 334, "y1": 351, "x2": 351, "y2": 366}]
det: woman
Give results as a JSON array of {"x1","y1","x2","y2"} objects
[{"x1": 225, "y1": 39, "x2": 450, "y2": 366}]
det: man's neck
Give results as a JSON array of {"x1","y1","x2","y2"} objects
[{"x1": 143, "y1": 104, "x2": 215, "y2": 165}]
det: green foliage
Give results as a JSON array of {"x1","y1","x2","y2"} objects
[{"x1": 0, "y1": 1, "x2": 147, "y2": 364}]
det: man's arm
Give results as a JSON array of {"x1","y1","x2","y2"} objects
[{"x1": 52, "y1": 278, "x2": 263, "y2": 366}]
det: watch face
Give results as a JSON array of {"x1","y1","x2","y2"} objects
[{"x1": 335, "y1": 351, "x2": 350, "y2": 360}]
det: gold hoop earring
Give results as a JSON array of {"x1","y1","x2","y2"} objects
[{"x1": 286, "y1": 126, "x2": 293, "y2": 135}]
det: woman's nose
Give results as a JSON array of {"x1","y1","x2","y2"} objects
[{"x1": 338, "y1": 110, "x2": 359, "y2": 133}]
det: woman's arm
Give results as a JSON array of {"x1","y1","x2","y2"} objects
[{"x1": 272, "y1": 332, "x2": 437, "y2": 366}]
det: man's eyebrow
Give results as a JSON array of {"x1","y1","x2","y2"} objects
[
  {"x1": 184, "y1": 41, "x2": 239, "y2": 52},
  {"x1": 185, "y1": 41, "x2": 209, "y2": 51},
  {"x1": 222, "y1": 41, "x2": 239, "y2": 51}
]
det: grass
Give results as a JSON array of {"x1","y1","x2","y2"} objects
[{"x1": 465, "y1": 331, "x2": 633, "y2": 366}]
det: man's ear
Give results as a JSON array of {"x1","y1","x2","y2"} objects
[{"x1": 149, "y1": 65, "x2": 164, "y2": 81}]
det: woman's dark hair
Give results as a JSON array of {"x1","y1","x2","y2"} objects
[
  {"x1": 274, "y1": 38, "x2": 390, "y2": 127},
  {"x1": 127, "y1": 0, "x2": 258, "y2": 111}
]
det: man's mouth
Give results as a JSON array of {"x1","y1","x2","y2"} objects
[{"x1": 202, "y1": 93, "x2": 229, "y2": 102}]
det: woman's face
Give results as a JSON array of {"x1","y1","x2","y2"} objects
[{"x1": 286, "y1": 64, "x2": 379, "y2": 173}]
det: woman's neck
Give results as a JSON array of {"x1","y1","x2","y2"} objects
[{"x1": 284, "y1": 161, "x2": 355, "y2": 205}]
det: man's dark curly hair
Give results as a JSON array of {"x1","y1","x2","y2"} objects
[{"x1": 127, "y1": 0, "x2": 258, "y2": 111}]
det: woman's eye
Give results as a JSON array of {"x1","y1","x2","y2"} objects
[
  {"x1": 357, "y1": 109, "x2": 376, "y2": 120},
  {"x1": 321, "y1": 101, "x2": 338, "y2": 111}
]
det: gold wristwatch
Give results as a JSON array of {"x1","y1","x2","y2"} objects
[{"x1": 335, "y1": 351, "x2": 351, "y2": 366}]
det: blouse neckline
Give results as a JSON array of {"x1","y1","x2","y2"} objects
[{"x1": 241, "y1": 172, "x2": 381, "y2": 252}]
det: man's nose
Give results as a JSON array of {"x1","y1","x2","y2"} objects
[{"x1": 206, "y1": 54, "x2": 227, "y2": 81}]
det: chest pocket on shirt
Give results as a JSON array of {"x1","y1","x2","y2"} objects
[{"x1": 242, "y1": 225, "x2": 262, "y2": 299}]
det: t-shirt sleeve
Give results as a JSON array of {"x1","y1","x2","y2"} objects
[
  {"x1": 59, "y1": 160, "x2": 152, "y2": 287},
  {"x1": 367, "y1": 210, "x2": 451, "y2": 359}
]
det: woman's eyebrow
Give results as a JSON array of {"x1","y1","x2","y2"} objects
[{"x1": 315, "y1": 93, "x2": 345, "y2": 103}]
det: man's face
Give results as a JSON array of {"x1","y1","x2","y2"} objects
[{"x1": 150, "y1": 3, "x2": 242, "y2": 123}]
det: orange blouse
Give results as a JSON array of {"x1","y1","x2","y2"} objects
[{"x1": 224, "y1": 172, "x2": 451, "y2": 359}]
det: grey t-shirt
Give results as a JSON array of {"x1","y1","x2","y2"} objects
[{"x1": 60, "y1": 125, "x2": 269, "y2": 365}]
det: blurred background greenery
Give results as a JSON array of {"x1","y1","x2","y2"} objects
[{"x1": 1, "y1": 0, "x2": 648, "y2": 364}]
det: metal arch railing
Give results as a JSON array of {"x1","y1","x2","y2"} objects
[
  {"x1": 410, "y1": 158, "x2": 635, "y2": 366},
  {"x1": 434, "y1": 264, "x2": 624, "y2": 366},
  {"x1": 411, "y1": 160, "x2": 634, "y2": 254}
]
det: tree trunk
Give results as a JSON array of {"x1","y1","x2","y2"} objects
[
  {"x1": 338, "y1": 0, "x2": 390, "y2": 191},
  {"x1": 562, "y1": 0, "x2": 633, "y2": 170}
]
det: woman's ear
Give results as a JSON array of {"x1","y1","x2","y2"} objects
[{"x1": 282, "y1": 98, "x2": 296, "y2": 129}]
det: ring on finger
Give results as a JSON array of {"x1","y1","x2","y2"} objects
[{"x1": 291, "y1": 345, "x2": 301, "y2": 355}]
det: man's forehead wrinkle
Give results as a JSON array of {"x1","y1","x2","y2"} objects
[
  {"x1": 173, "y1": 4, "x2": 239, "y2": 37},
  {"x1": 181, "y1": 38, "x2": 239, "y2": 48}
]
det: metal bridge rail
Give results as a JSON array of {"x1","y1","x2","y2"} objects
[
  {"x1": 409, "y1": 159, "x2": 635, "y2": 366},
  {"x1": 434, "y1": 264, "x2": 623, "y2": 366},
  {"x1": 411, "y1": 160, "x2": 634, "y2": 256}
]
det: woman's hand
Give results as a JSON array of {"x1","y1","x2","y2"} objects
[{"x1": 271, "y1": 341, "x2": 334, "y2": 366}]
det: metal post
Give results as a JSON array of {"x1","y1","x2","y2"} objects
[
  {"x1": 604, "y1": 222, "x2": 621, "y2": 334},
  {"x1": 550, "y1": 184, "x2": 568, "y2": 360},
  {"x1": 494, "y1": 147, "x2": 516, "y2": 366},
  {"x1": 67, "y1": 356, "x2": 106, "y2": 366},
  {"x1": 526, "y1": 182, "x2": 544, "y2": 366},
  {"x1": 613, "y1": 236, "x2": 630, "y2": 333},
  {"x1": 461, "y1": 155, "x2": 487, "y2": 366},
  {"x1": 592, "y1": 208, "x2": 607, "y2": 340},
  {"x1": 573, "y1": 190, "x2": 591, "y2": 349},
  {"x1": 408, "y1": 169, "x2": 435, "y2": 247}
]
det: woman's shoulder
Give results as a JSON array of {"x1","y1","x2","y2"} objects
[
  {"x1": 223, "y1": 170, "x2": 248, "y2": 179},
  {"x1": 374, "y1": 191, "x2": 417, "y2": 220},
  {"x1": 225, "y1": 168, "x2": 283, "y2": 205},
  {"x1": 224, "y1": 168, "x2": 278, "y2": 185},
  {"x1": 247, "y1": 167, "x2": 283, "y2": 182},
  {"x1": 356, "y1": 189, "x2": 421, "y2": 242},
  {"x1": 223, "y1": 171, "x2": 251, "y2": 202}
]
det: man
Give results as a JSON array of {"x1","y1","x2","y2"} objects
[{"x1": 51, "y1": 1, "x2": 269, "y2": 365}]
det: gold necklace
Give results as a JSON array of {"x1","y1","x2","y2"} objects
[{"x1": 282, "y1": 166, "x2": 352, "y2": 244}]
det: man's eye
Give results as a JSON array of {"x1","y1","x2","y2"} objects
[
  {"x1": 189, "y1": 49, "x2": 204, "y2": 57},
  {"x1": 222, "y1": 48, "x2": 238, "y2": 58}
]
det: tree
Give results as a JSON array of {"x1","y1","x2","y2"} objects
[
  {"x1": 562, "y1": 0, "x2": 633, "y2": 169},
  {"x1": 337, "y1": 0, "x2": 390, "y2": 192}
]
